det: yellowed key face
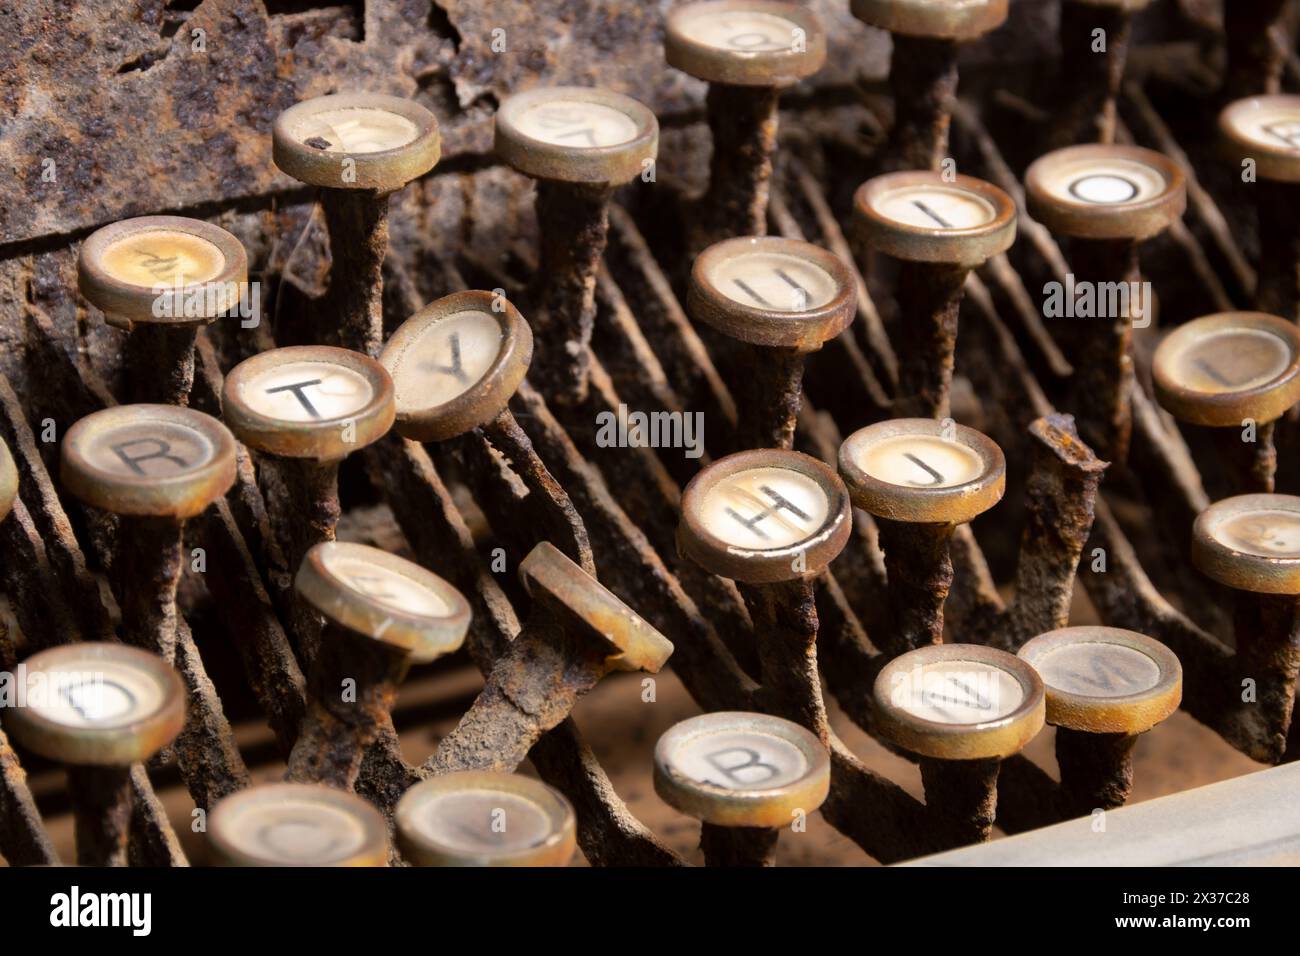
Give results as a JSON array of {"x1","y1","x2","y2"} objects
[
  {"x1": 1032, "y1": 642, "x2": 1161, "y2": 700},
  {"x1": 388, "y1": 309, "x2": 502, "y2": 412},
  {"x1": 857, "y1": 434, "x2": 985, "y2": 489},
  {"x1": 99, "y1": 230, "x2": 225, "y2": 288},
  {"x1": 235, "y1": 361, "x2": 375, "y2": 424},
  {"x1": 1217, "y1": 510, "x2": 1300, "y2": 557},
  {"x1": 682, "y1": 10, "x2": 802, "y2": 51},
  {"x1": 515, "y1": 100, "x2": 640, "y2": 148},
  {"x1": 83, "y1": 420, "x2": 218, "y2": 480},
  {"x1": 26, "y1": 656, "x2": 167, "y2": 730},
  {"x1": 1041, "y1": 157, "x2": 1168, "y2": 206},
  {"x1": 320, "y1": 552, "x2": 456, "y2": 618},
  {"x1": 888, "y1": 658, "x2": 1026, "y2": 725},
  {"x1": 1226, "y1": 100, "x2": 1300, "y2": 152},
  {"x1": 870, "y1": 184, "x2": 998, "y2": 230},
  {"x1": 1167, "y1": 328, "x2": 1291, "y2": 395},
  {"x1": 226, "y1": 799, "x2": 371, "y2": 864},
  {"x1": 287, "y1": 106, "x2": 420, "y2": 154},
  {"x1": 705, "y1": 250, "x2": 837, "y2": 312},
  {"x1": 669, "y1": 728, "x2": 810, "y2": 791},
  {"x1": 698, "y1": 466, "x2": 831, "y2": 550},
  {"x1": 404, "y1": 790, "x2": 552, "y2": 854}
]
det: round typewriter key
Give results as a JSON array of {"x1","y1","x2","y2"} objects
[
  {"x1": 654, "y1": 711, "x2": 830, "y2": 866},
  {"x1": 273, "y1": 94, "x2": 440, "y2": 356},
  {"x1": 425, "y1": 541, "x2": 673, "y2": 775},
  {"x1": 224, "y1": 346, "x2": 395, "y2": 662},
  {"x1": 840, "y1": 419, "x2": 1004, "y2": 654},
  {"x1": 1191, "y1": 493, "x2": 1300, "y2": 594},
  {"x1": 0, "y1": 436, "x2": 18, "y2": 524},
  {"x1": 380, "y1": 290, "x2": 534, "y2": 442},
  {"x1": 678, "y1": 451, "x2": 848, "y2": 734},
  {"x1": 494, "y1": 87, "x2": 658, "y2": 405},
  {"x1": 678, "y1": 449, "x2": 852, "y2": 585},
  {"x1": 61, "y1": 405, "x2": 237, "y2": 658},
  {"x1": 1021, "y1": 625, "x2": 1180, "y2": 815},
  {"x1": 209, "y1": 783, "x2": 388, "y2": 866},
  {"x1": 1019, "y1": 626, "x2": 1181, "y2": 734},
  {"x1": 1192, "y1": 494, "x2": 1300, "y2": 762},
  {"x1": 79, "y1": 216, "x2": 248, "y2": 405},
  {"x1": 1153, "y1": 312, "x2": 1300, "y2": 492},
  {"x1": 666, "y1": 2, "x2": 826, "y2": 246},
  {"x1": 286, "y1": 542, "x2": 469, "y2": 789},
  {"x1": 875, "y1": 642, "x2": 1044, "y2": 846},
  {"x1": 1026, "y1": 144, "x2": 1186, "y2": 462},
  {"x1": 1046, "y1": 0, "x2": 1152, "y2": 148},
  {"x1": 689, "y1": 236, "x2": 856, "y2": 447},
  {"x1": 395, "y1": 771, "x2": 577, "y2": 867},
  {"x1": 1220, "y1": 95, "x2": 1300, "y2": 319},
  {"x1": 855, "y1": 171, "x2": 1016, "y2": 417},
  {"x1": 273, "y1": 93, "x2": 440, "y2": 193},
  {"x1": 851, "y1": 0, "x2": 1008, "y2": 170},
  {"x1": 4, "y1": 643, "x2": 185, "y2": 866}
]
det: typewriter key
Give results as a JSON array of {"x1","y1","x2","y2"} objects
[
  {"x1": 286, "y1": 541, "x2": 470, "y2": 789},
  {"x1": 1026, "y1": 143, "x2": 1186, "y2": 462},
  {"x1": 678, "y1": 450, "x2": 849, "y2": 730},
  {"x1": 274, "y1": 94, "x2": 441, "y2": 356},
  {"x1": 850, "y1": 0, "x2": 1008, "y2": 170},
  {"x1": 224, "y1": 345, "x2": 396, "y2": 658},
  {"x1": 61, "y1": 404, "x2": 238, "y2": 658},
  {"x1": 1153, "y1": 312, "x2": 1300, "y2": 492},
  {"x1": 425, "y1": 541, "x2": 673, "y2": 775},
  {"x1": 209, "y1": 782, "x2": 389, "y2": 866},
  {"x1": 495, "y1": 86, "x2": 658, "y2": 405},
  {"x1": 1020, "y1": 626, "x2": 1181, "y2": 814},
  {"x1": 3, "y1": 643, "x2": 185, "y2": 865},
  {"x1": 874, "y1": 643, "x2": 1045, "y2": 845},
  {"x1": 689, "y1": 236, "x2": 856, "y2": 448},
  {"x1": 854, "y1": 171, "x2": 1016, "y2": 418},
  {"x1": 395, "y1": 771, "x2": 577, "y2": 867},
  {"x1": 654, "y1": 711, "x2": 830, "y2": 866},
  {"x1": 1219, "y1": 95, "x2": 1300, "y2": 319},
  {"x1": 665, "y1": 1, "x2": 826, "y2": 245},
  {"x1": 78, "y1": 216, "x2": 248, "y2": 405},
  {"x1": 380, "y1": 290, "x2": 533, "y2": 443},
  {"x1": 1192, "y1": 494, "x2": 1300, "y2": 761},
  {"x1": 839, "y1": 419, "x2": 1005, "y2": 654},
  {"x1": 1048, "y1": 0, "x2": 1152, "y2": 148},
  {"x1": 0, "y1": 436, "x2": 18, "y2": 523}
]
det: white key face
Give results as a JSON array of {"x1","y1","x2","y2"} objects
[
  {"x1": 698, "y1": 467, "x2": 831, "y2": 550},
  {"x1": 857, "y1": 435, "x2": 985, "y2": 489},
  {"x1": 84, "y1": 420, "x2": 217, "y2": 479},
  {"x1": 288, "y1": 107, "x2": 420, "y2": 154},
  {"x1": 389, "y1": 310, "x2": 503, "y2": 412},
  {"x1": 1043, "y1": 158, "x2": 1168, "y2": 206},
  {"x1": 888, "y1": 659, "x2": 1025, "y2": 724},
  {"x1": 227, "y1": 800, "x2": 370, "y2": 864},
  {"x1": 1228, "y1": 103, "x2": 1300, "y2": 152},
  {"x1": 515, "y1": 101, "x2": 639, "y2": 149},
  {"x1": 26, "y1": 660, "x2": 166, "y2": 730},
  {"x1": 707, "y1": 251, "x2": 837, "y2": 312},
  {"x1": 1033, "y1": 642, "x2": 1161, "y2": 699},
  {"x1": 406, "y1": 790, "x2": 552, "y2": 854},
  {"x1": 1166, "y1": 328, "x2": 1291, "y2": 395},
  {"x1": 680, "y1": 10, "x2": 802, "y2": 52},
  {"x1": 668, "y1": 730, "x2": 810, "y2": 791},
  {"x1": 237, "y1": 362, "x2": 374, "y2": 423},
  {"x1": 321, "y1": 553, "x2": 454, "y2": 618},
  {"x1": 872, "y1": 185, "x2": 998, "y2": 230},
  {"x1": 100, "y1": 230, "x2": 225, "y2": 288},
  {"x1": 1215, "y1": 510, "x2": 1300, "y2": 557}
]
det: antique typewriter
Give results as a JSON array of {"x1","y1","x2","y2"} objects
[{"x1": 1, "y1": 0, "x2": 1299, "y2": 875}]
